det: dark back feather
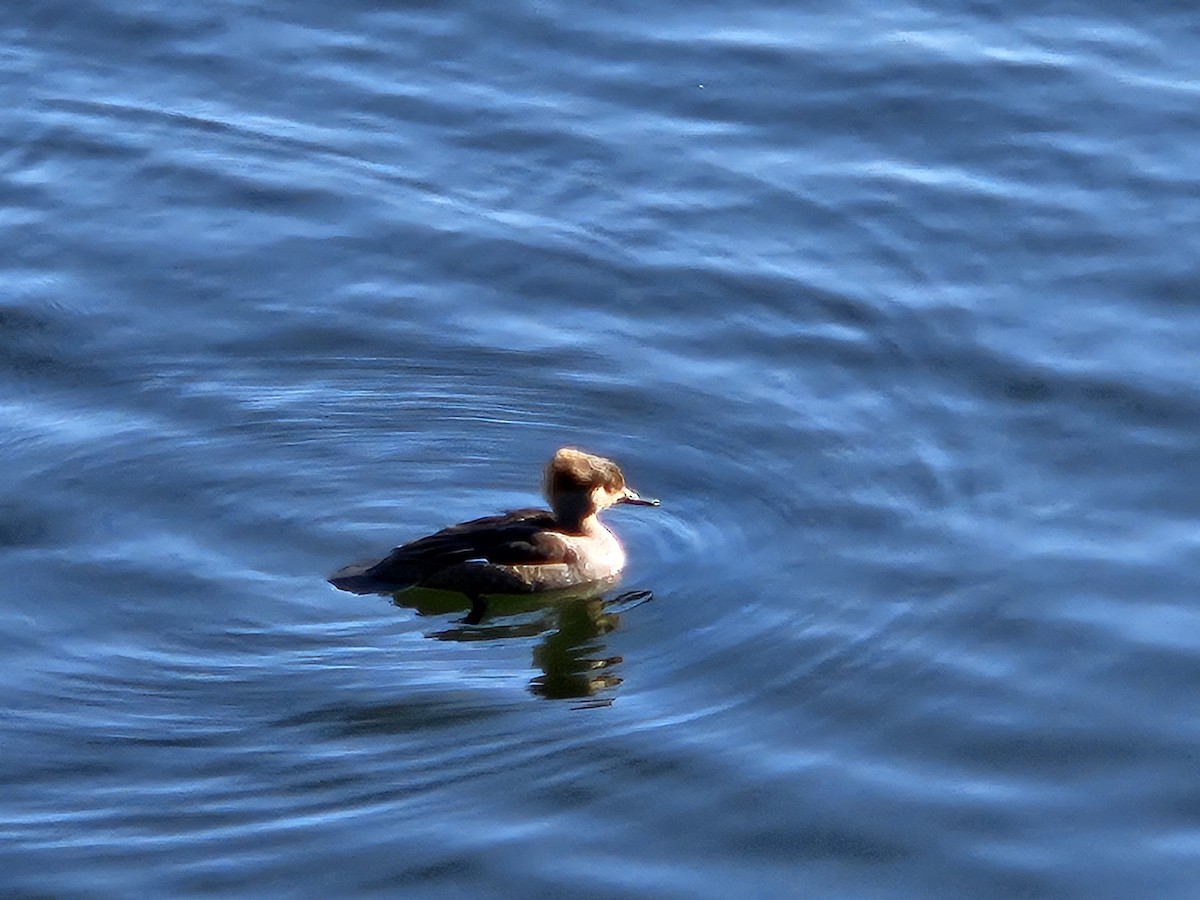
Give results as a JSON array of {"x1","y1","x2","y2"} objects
[{"x1": 360, "y1": 508, "x2": 565, "y2": 583}]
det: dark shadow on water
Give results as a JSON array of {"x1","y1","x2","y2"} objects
[{"x1": 391, "y1": 586, "x2": 654, "y2": 707}]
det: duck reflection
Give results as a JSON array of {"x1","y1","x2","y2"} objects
[{"x1": 391, "y1": 585, "x2": 653, "y2": 705}]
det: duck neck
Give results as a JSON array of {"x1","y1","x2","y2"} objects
[{"x1": 551, "y1": 492, "x2": 601, "y2": 535}]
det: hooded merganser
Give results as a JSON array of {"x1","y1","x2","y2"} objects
[{"x1": 329, "y1": 448, "x2": 659, "y2": 597}]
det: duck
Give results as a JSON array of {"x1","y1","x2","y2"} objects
[{"x1": 328, "y1": 448, "x2": 659, "y2": 600}]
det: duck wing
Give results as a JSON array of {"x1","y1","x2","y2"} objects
[
  {"x1": 329, "y1": 508, "x2": 566, "y2": 593},
  {"x1": 382, "y1": 508, "x2": 566, "y2": 569}
]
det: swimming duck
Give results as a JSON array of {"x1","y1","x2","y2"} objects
[{"x1": 329, "y1": 448, "x2": 659, "y2": 598}]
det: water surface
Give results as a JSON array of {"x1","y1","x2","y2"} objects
[{"x1": 3, "y1": 0, "x2": 1200, "y2": 896}]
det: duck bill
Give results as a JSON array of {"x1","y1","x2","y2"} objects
[{"x1": 618, "y1": 488, "x2": 660, "y2": 507}]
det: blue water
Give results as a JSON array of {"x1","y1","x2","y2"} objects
[{"x1": 4, "y1": 1, "x2": 1200, "y2": 896}]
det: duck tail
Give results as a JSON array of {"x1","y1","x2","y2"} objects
[{"x1": 327, "y1": 559, "x2": 419, "y2": 595}]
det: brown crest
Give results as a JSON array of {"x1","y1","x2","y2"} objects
[{"x1": 543, "y1": 447, "x2": 625, "y2": 500}]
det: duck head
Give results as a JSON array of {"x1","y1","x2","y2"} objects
[{"x1": 542, "y1": 448, "x2": 658, "y2": 527}]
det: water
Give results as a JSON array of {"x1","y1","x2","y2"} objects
[{"x1": 4, "y1": 0, "x2": 1200, "y2": 896}]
